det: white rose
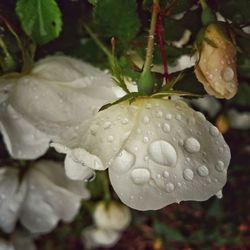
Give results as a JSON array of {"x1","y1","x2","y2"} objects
[
  {"x1": 52, "y1": 98, "x2": 231, "y2": 211},
  {"x1": 82, "y1": 227, "x2": 120, "y2": 250},
  {"x1": 0, "y1": 160, "x2": 89, "y2": 233},
  {"x1": 94, "y1": 201, "x2": 131, "y2": 231},
  {"x1": 0, "y1": 55, "x2": 118, "y2": 159}
]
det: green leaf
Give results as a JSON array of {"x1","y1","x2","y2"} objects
[
  {"x1": 154, "y1": 221, "x2": 185, "y2": 242},
  {"x1": 164, "y1": 17, "x2": 185, "y2": 41},
  {"x1": 230, "y1": 82, "x2": 250, "y2": 107},
  {"x1": 217, "y1": 0, "x2": 250, "y2": 25},
  {"x1": 93, "y1": 0, "x2": 140, "y2": 43},
  {"x1": 16, "y1": 0, "x2": 62, "y2": 45}
]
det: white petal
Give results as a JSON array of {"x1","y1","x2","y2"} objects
[
  {"x1": 51, "y1": 142, "x2": 99, "y2": 180},
  {"x1": 0, "y1": 168, "x2": 27, "y2": 233},
  {"x1": 0, "y1": 105, "x2": 49, "y2": 159},
  {"x1": 105, "y1": 99, "x2": 230, "y2": 210},
  {"x1": 9, "y1": 56, "x2": 118, "y2": 139},
  {"x1": 11, "y1": 231, "x2": 36, "y2": 250},
  {"x1": 20, "y1": 160, "x2": 89, "y2": 233},
  {"x1": 94, "y1": 201, "x2": 131, "y2": 231},
  {"x1": 0, "y1": 239, "x2": 15, "y2": 250},
  {"x1": 82, "y1": 227, "x2": 120, "y2": 249}
]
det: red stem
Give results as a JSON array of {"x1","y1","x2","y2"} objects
[{"x1": 156, "y1": 12, "x2": 169, "y2": 82}]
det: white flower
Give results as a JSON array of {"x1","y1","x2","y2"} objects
[
  {"x1": 0, "y1": 160, "x2": 89, "y2": 233},
  {"x1": 52, "y1": 98, "x2": 231, "y2": 211},
  {"x1": 94, "y1": 201, "x2": 131, "y2": 231},
  {"x1": 0, "y1": 231, "x2": 36, "y2": 250},
  {"x1": 227, "y1": 109, "x2": 250, "y2": 130},
  {"x1": 0, "y1": 55, "x2": 118, "y2": 159},
  {"x1": 82, "y1": 227, "x2": 120, "y2": 250}
]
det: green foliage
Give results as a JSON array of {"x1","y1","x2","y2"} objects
[
  {"x1": 93, "y1": 0, "x2": 140, "y2": 44},
  {"x1": 218, "y1": 0, "x2": 250, "y2": 25},
  {"x1": 15, "y1": 0, "x2": 62, "y2": 45},
  {"x1": 154, "y1": 221, "x2": 185, "y2": 242}
]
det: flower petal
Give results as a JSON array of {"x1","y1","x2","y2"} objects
[
  {"x1": 9, "y1": 56, "x2": 118, "y2": 139},
  {"x1": 20, "y1": 160, "x2": 89, "y2": 233},
  {"x1": 0, "y1": 168, "x2": 27, "y2": 233},
  {"x1": 106, "y1": 99, "x2": 231, "y2": 210},
  {"x1": 0, "y1": 105, "x2": 49, "y2": 159},
  {"x1": 94, "y1": 201, "x2": 131, "y2": 231}
]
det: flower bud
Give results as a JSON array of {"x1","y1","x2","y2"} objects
[
  {"x1": 195, "y1": 23, "x2": 238, "y2": 99},
  {"x1": 94, "y1": 201, "x2": 131, "y2": 231}
]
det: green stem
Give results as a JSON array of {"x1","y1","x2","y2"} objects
[
  {"x1": 142, "y1": 0, "x2": 159, "y2": 75},
  {"x1": 199, "y1": 0, "x2": 208, "y2": 9},
  {"x1": 84, "y1": 24, "x2": 113, "y2": 62}
]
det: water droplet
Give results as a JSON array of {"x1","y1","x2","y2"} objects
[
  {"x1": 215, "y1": 160, "x2": 225, "y2": 172},
  {"x1": 162, "y1": 123, "x2": 170, "y2": 133},
  {"x1": 156, "y1": 174, "x2": 161, "y2": 179},
  {"x1": 148, "y1": 140, "x2": 177, "y2": 166},
  {"x1": 156, "y1": 110, "x2": 163, "y2": 118},
  {"x1": 107, "y1": 135, "x2": 114, "y2": 142},
  {"x1": 143, "y1": 136, "x2": 149, "y2": 143},
  {"x1": 197, "y1": 165, "x2": 209, "y2": 177},
  {"x1": 218, "y1": 147, "x2": 224, "y2": 153},
  {"x1": 146, "y1": 103, "x2": 152, "y2": 109},
  {"x1": 216, "y1": 190, "x2": 223, "y2": 199},
  {"x1": 221, "y1": 60, "x2": 225, "y2": 65},
  {"x1": 184, "y1": 137, "x2": 200, "y2": 153},
  {"x1": 0, "y1": 194, "x2": 6, "y2": 200},
  {"x1": 131, "y1": 168, "x2": 151, "y2": 185},
  {"x1": 163, "y1": 171, "x2": 169, "y2": 178},
  {"x1": 221, "y1": 67, "x2": 234, "y2": 82},
  {"x1": 111, "y1": 150, "x2": 135, "y2": 173},
  {"x1": 143, "y1": 115, "x2": 150, "y2": 124},
  {"x1": 165, "y1": 113, "x2": 172, "y2": 120},
  {"x1": 103, "y1": 121, "x2": 111, "y2": 129},
  {"x1": 183, "y1": 168, "x2": 194, "y2": 181},
  {"x1": 209, "y1": 125, "x2": 220, "y2": 137},
  {"x1": 208, "y1": 74, "x2": 213, "y2": 79},
  {"x1": 176, "y1": 114, "x2": 182, "y2": 120},
  {"x1": 121, "y1": 118, "x2": 129, "y2": 125},
  {"x1": 165, "y1": 182, "x2": 175, "y2": 193}
]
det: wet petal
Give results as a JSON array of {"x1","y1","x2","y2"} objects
[
  {"x1": 0, "y1": 168, "x2": 27, "y2": 233},
  {"x1": 20, "y1": 160, "x2": 89, "y2": 233},
  {"x1": 105, "y1": 99, "x2": 231, "y2": 210},
  {"x1": 0, "y1": 105, "x2": 49, "y2": 159}
]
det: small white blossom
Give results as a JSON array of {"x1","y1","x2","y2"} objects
[
  {"x1": 0, "y1": 55, "x2": 118, "y2": 159},
  {"x1": 94, "y1": 201, "x2": 131, "y2": 231},
  {"x1": 0, "y1": 160, "x2": 89, "y2": 233},
  {"x1": 52, "y1": 98, "x2": 231, "y2": 211}
]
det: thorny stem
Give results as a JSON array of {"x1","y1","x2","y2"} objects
[
  {"x1": 156, "y1": 13, "x2": 169, "y2": 83},
  {"x1": 142, "y1": 0, "x2": 160, "y2": 75}
]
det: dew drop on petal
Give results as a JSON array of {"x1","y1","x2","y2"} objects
[
  {"x1": 162, "y1": 123, "x2": 170, "y2": 133},
  {"x1": 196, "y1": 112, "x2": 206, "y2": 121},
  {"x1": 165, "y1": 113, "x2": 172, "y2": 120},
  {"x1": 216, "y1": 190, "x2": 223, "y2": 199},
  {"x1": 143, "y1": 136, "x2": 150, "y2": 143},
  {"x1": 131, "y1": 168, "x2": 151, "y2": 185},
  {"x1": 156, "y1": 110, "x2": 163, "y2": 118},
  {"x1": 163, "y1": 171, "x2": 169, "y2": 178},
  {"x1": 165, "y1": 182, "x2": 175, "y2": 193},
  {"x1": 209, "y1": 125, "x2": 220, "y2": 137},
  {"x1": 184, "y1": 137, "x2": 200, "y2": 153},
  {"x1": 183, "y1": 168, "x2": 194, "y2": 181},
  {"x1": 143, "y1": 115, "x2": 150, "y2": 124},
  {"x1": 221, "y1": 67, "x2": 234, "y2": 82},
  {"x1": 111, "y1": 150, "x2": 135, "y2": 173},
  {"x1": 103, "y1": 121, "x2": 111, "y2": 129},
  {"x1": 197, "y1": 165, "x2": 209, "y2": 177},
  {"x1": 176, "y1": 114, "x2": 182, "y2": 120},
  {"x1": 215, "y1": 160, "x2": 225, "y2": 172},
  {"x1": 121, "y1": 118, "x2": 129, "y2": 125},
  {"x1": 107, "y1": 135, "x2": 114, "y2": 142},
  {"x1": 148, "y1": 140, "x2": 177, "y2": 166}
]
